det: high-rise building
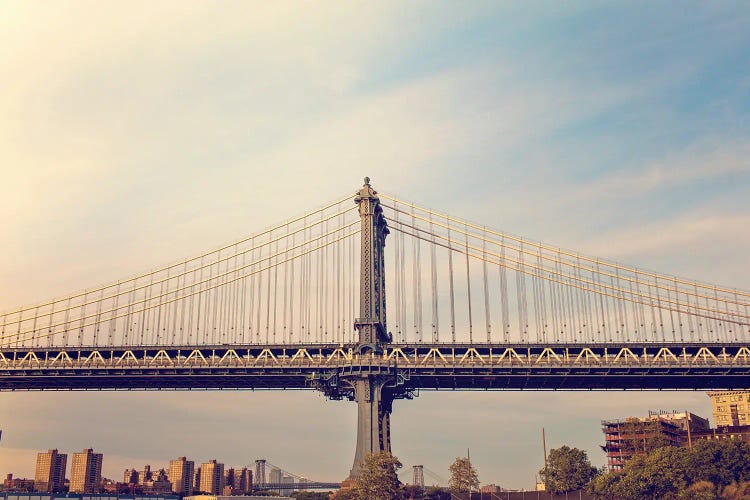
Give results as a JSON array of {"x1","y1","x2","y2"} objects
[
  {"x1": 268, "y1": 467, "x2": 283, "y2": 495},
  {"x1": 236, "y1": 467, "x2": 252, "y2": 493},
  {"x1": 142, "y1": 469, "x2": 172, "y2": 495},
  {"x1": 124, "y1": 469, "x2": 139, "y2": 484},
  {"x1": 193, "y1": 467, "x2": 201, "y2": 492},
  {"x1": 34, "y1": 449, "x2": 67, "y2": 493},
  {"x1": 168, "y1": 457, "x2": 195, "y2": 495},
  {"x1": 199, "y1": 460, "x2": 224, "y2": 495},
  {"x1": 281, "y1": 475, "x2": 295, "y2": 495},
  {"x1": 70, "y1": 449, "x2": 103, "y2": 493},
  {"x1": 708, "y1": 391, "x2": 750, "y2": 427},
  {"x1": 139, "y1": 465, "x2": 153, "y2": 485},
  {"x1": 223, "y1": 468, "x2": 235, "y2": 490},
  {"x1": 269, "y1": 467, "x2": 282, "y2": 485}
]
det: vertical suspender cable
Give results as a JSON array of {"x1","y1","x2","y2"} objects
[
  {"x1": 240, "y1": 252, "x2": 247, "y2": 344},
  {"x1": 430, "y1": 214, "x2": 439, "y2": 343},
  {"x1": 522, "y1": 246, "x2": 529, "y2": 342},
  {"x1": 538, "y1": 249, "x2": 547, "y2": 342},
  {"x1": 465, "y1": 227, "x2": 473, "y2": 343},
  {"x1": 448, "y1": 222, "x2": 456, "y2": 344},
  {"x1": 282, "y1": 225, "x2": 289, "y2": 344},
  {"x1": 416, "y1": 216, "x2": 423, "y2": 342},
  {"x1": 323, "y1": 218, "x2": 328, "y2": 342},
  {"x1": 614, "y1": 269, "x2": 626, "y2": 342},
  {"x1": 499, "y1": 238, "x2": 509, "y2": 343},
  {"x1": 248, "y1": 245, "x2": 255, "y2": 343},
  {"x1": 647, "y1": 279, "x2": 657, "y2": 342},
  {"x1": 655, "y1": 276, "x2": 665, "y2": 342},
  {"x1": 265, "y1": 237, "x2": 272, "y2": 344},
  {"x1": 516, "y1": 246, "x2": 524, "y2": 343},
  {"x1": 482, "y1": 229, "x2": 490, "y2": 343},
  {"x1": 333, "y1": 211, "x2": 344, "y2": 343},
  {"x1": 212, "y1": 255, "x2": 220, "y2": 345},
  {"x1": 684, "y1": 281, "x2": 694, "y2": 342},
  {"x1": 273, "y1": 239, "x2": 279, "y2": 343},
  {"x1": 256, "y1": 245, "x2": 263, "y2": 343},
  {"x1": 155, "y1": 278, "x2": 164, "y2": 345},
  {"x1": 110, "y1": 283, "x2": 120, "y2": 347},
  {"x1": 301, "y1": 225, "x2": 307, "y2": 341},
  {"x1": 63, "y1": 297, "x2": 71, "y2": 347},
  {"x1": 412, "y1": 211, "x2": 420, "y2": 342},
  {"x1": 289, "y1": 231, "x2": 295, "y2": 343},
  {"x1": 394, "y1": 210, "x2": 401, "y2": 341}
]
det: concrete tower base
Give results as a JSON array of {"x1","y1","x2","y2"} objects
[{"x1": 348, "y1": 377, "x2": 394, "y2": 479}]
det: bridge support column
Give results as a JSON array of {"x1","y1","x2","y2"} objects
[{"x1": 349, "y1": 377, "x2": 394, "y2": 479}]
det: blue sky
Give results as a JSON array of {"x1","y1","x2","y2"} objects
[{"x1": 1, "y1": 1, "x2": 749, "y2": 489}]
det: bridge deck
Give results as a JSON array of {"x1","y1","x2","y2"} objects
[{"x1": 1, "y1": 343, "x2": 749, "y2": 391}]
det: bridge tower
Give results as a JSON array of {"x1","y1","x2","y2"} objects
[
  {"x1": 353, "y1": 176, "x2": 391, "y2": 352},
  {"x1": 413, "y1": 465, "x2": 425, "y2": 490},
  {"x1": 254, "y1": 460, "x2": 266, "y2": 487},
  {"x1": 308, "y1": 178, "x2": 414, "y2": 480},
  {"x1": 348, "y1": 177, "x2": 396, "y2": 479}
]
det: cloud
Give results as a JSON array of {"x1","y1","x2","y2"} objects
[{"x1": 573, "y1": 140, "x2": 750, "y2": 201}]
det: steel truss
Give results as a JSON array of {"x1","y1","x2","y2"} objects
[{"x1": 2, "y1": 342, "x2": 750, "y2": 391}]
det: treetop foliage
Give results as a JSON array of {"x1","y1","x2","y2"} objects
[
  {"x1": 589, "y1": 439, "x2": 750, "y2": 499},
  {"x1": 540, "y1": 445, "x2": 599, "y2": 494},
  {"x1": 448, "y1": 456, "x2": 479, "y2": 493}
]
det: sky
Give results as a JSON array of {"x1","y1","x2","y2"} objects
[{"x1": 1, "y1": 0, "x2": 750, "y2": 490}]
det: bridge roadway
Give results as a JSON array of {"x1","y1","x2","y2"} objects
[{"x1": 2, "y1": 342, "x2": 750, "y2": 391}]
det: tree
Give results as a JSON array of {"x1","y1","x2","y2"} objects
[
  {"x1": 720, "y1": 481, "x2": 750, "y2": 500},
  {"x1": 685, "y1": 440, "x2": 750, "y2": 487},
  {"x1": 589, "y1": 439, "x2": 750, "y2": 499},
  {"x1": 540, "y1": 445, "x2": 598, "y2": 494},
  {"x1": 679, "y1": 481, "x2": 717, "y2": 500},
  {"x1": 448, "y1": 457, "x2": 479, "y2": 493},
  {"x1": 353, "y1": 451, "x2": 403, "y2": 500}
]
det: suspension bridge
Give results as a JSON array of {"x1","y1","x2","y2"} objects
[
  {"x1": 1, "y1": 178, "x2": 748, "y2": 478},
  {"x1": 250, "y1": 460, "x2": 340, "y2": 491}
]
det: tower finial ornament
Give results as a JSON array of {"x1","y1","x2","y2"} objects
[{"x1": 364, "y1": 176, "x2": 370, "y2": 186}]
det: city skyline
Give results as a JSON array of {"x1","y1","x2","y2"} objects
[
  {"x1": 1, "y1": 1, "x2": 749, "y2": 490},
  {"x1": 0, "y1": 391, "x2": 724, "y2": 486}
]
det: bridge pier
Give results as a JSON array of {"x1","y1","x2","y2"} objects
[{"x1": 350, "y1": 377, "x2": 394, "y2": 478}]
